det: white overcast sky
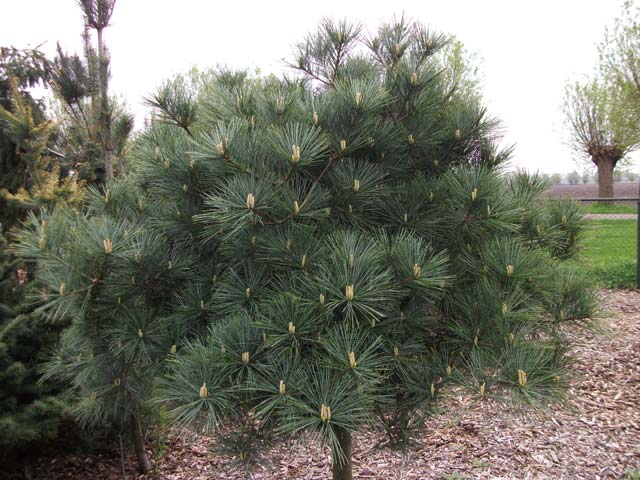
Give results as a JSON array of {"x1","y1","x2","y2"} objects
[{"x1": 1, "y1": 0, "x2": 635, "y2": 174}]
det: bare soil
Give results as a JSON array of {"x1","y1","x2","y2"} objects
[{"x1": 30, "y1": 290, "x2": 640, "y2": 480}]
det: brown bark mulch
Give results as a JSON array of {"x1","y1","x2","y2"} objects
[{"x1": 31, "y1": 289, "x2": 640, "y2": 479}]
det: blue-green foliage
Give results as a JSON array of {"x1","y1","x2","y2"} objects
[{"x1": 15, "y1": 17, "x2": 597, "y2": 475}]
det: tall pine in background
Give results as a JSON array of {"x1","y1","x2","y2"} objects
[
  {"x1": 16, "y1": 17, "x2": 595, "y2": 478},
  {"x1": 54, "y1": 0, "x2": 133, "y2": 186}
]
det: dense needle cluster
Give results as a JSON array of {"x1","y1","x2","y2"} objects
[{"x1": 14, "y1": 17, "x2": 595, "y2": 479}]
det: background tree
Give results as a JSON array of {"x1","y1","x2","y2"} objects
[
  {"x1": 599, "y1": 0, "x2": 640, "y2": 120},
  {"x1": 0, "y1": 47, "x2": 84, "y2": 475},
  {"x1": 563, "y1": 78, "x2": 640, "y2": 197},
  {"x1": 566, "y1": 170, "x2": 580, "y2": 185},
  {"x1": 52, "y1": 0, "x2": 132, "y2": 185},
  {"x1": 581, "y1": 170, "x2": 592, "y2": 184},
  {"x1": 77, "y1": 0, "x2": 118, "y2": 180},
  {"x1": 17, "y1": 17, "x2": 595, "y2": 480}
]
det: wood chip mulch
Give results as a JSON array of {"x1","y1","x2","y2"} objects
[{"x1": 31, "y1": 289, "x2": 640, "y2": 479}]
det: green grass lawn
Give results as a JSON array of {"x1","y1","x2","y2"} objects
[
  {"x1": 581, "y1": 219, "x2": 637, "y2": 287},
  {"x1": 583, "y1": 203, "x2": 637, "y2": 214}
]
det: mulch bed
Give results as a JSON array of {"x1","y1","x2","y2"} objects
[{"x1": 30, "y1": 289, "x2": 640, "y2": 479}]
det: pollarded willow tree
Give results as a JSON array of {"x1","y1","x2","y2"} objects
[
  {"x1": 563, "y1": 78, "x2": 640, "y2": 198},
  {"x1": 15, "y1": 18, "x2": 595, "y2": 479}
]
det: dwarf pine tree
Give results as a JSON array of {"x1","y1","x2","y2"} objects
[{"x1": 15, "y1": 18, "x2": 594, "y2": 479}]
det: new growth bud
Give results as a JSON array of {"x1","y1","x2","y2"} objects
[
  {"x1": 138, "y1": 329, "x2": 144, "y2": 338},
  {"x1": 293, "y1": 200, "x2": 300, "y2": 215},
  {"x1": 446, "y1": 365, "x2": 452, "y2": 377},
  {"x1": 393, "y1": 345, "x2": 399, "y2": 357},
  {"x1": 216, "y1": 143, "x2": 225, "y2": 156},
  {"x1": 340, "y1": 139, "x2": 347, "y2": 152},
  {"x1": 183, "y1": 184, "x2": 188, "y2": 192},
  {"x1": 355, "y1": 91, "x2": 363, "y2": 106},
  {"x1": 245, "y1": 288, "x2": 251, "y2": 299},
  {"x1": 59, "y1": 282, "x2": 65, "y2": 296},
  {"x1": 348, "y1": 351, "x2": 357, "y2": 369},
  {"x1": 171, "y1": 344, "x2": 177, "y2": 354},
  {"x1": 455, "y1": 128, "x2": 461, "y2": 140},
  {"x1": 288, "y1": 322, "x2": 296, "y2": 335},
  {"x1": 431, "y1": 383, "x2": 435, "y2": 397},
  {"x1": 408, "y1": 134, "x2": 415, "y2": 145},
  {"x1": 353, "y1": 179, "x2": 360, "y2": 192},
  {"x1": 200, "y1": 383, "x2": 208, "y2": 400},
  {"x1": 428, "y1": 191, "x2": 434, "y2": 202},
  {"x1": 506, "y1": 264, "x2": 514, "y2": 277},
  {"x1": 320, "y1": 403, "x2": 331, "y2": 423},
  {"x1": 319, "y1": 293, "x2": 325, "y2": 305},
  {"x1": 312, "y1": 111, "x2": 318, "y2": 127},
  {"x1": 103, "y1": 239, "x2": 113, "y2": 254},
  {"x1": 412, "y1": 263, "x2": 422, "y2": 279},
  {"x1": 135, "y1": 250, "x2": 142, "y2": 262},
  {"x1": 291, "y1": 144, "x2": 301, "y2": 163},
  {"x1": 301, "y1": 254, "x2": 307, "y2": 268},
  {"x1": 246, "y1": 193, "x2": 255, "y2": 209},
  {"x1": 242, "y1": 351, "x2": 250, "y2": 364},
  {"x1": 411, "y1": 72, "x2": 417, "y2": 85},
  {"x1": 479, "y1": 381, "x2": 486, "y2": 397},
  {"x1": 279, "y1": 379, "x2": 286, "y2": 395},
  {"x1": 345, "y1": 284, "x2": 354, "y2": 301},
  {"x1": 471, "y1": 188, "x2": 478, "y2": 202},
  {"x1": 518, "y1": 369, "x2": 527, "y2": 387},
  {"x1": 277, "y1": 96, "x2": 284, "y2": 113}
]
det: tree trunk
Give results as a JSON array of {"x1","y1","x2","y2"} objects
[
  {"x1": 595, "y1": 156, "x2": 616, "y2": 198},
  {"x1": 332, "y1": 427, "x2": 353, "y2": 480},
  {"x1": 96, "y1": 27, "x2": 114, "y2": 181},
  {"x1": 131, "y1": 412, "x2": 152, "y2": 474}
]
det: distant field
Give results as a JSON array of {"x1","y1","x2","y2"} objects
[
  {"x1": 545, "y1": 181, "x2": 638, "y2": 199},
  {"x1": 545, "y1": 182, "x2": 639, "y2": 215}
]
